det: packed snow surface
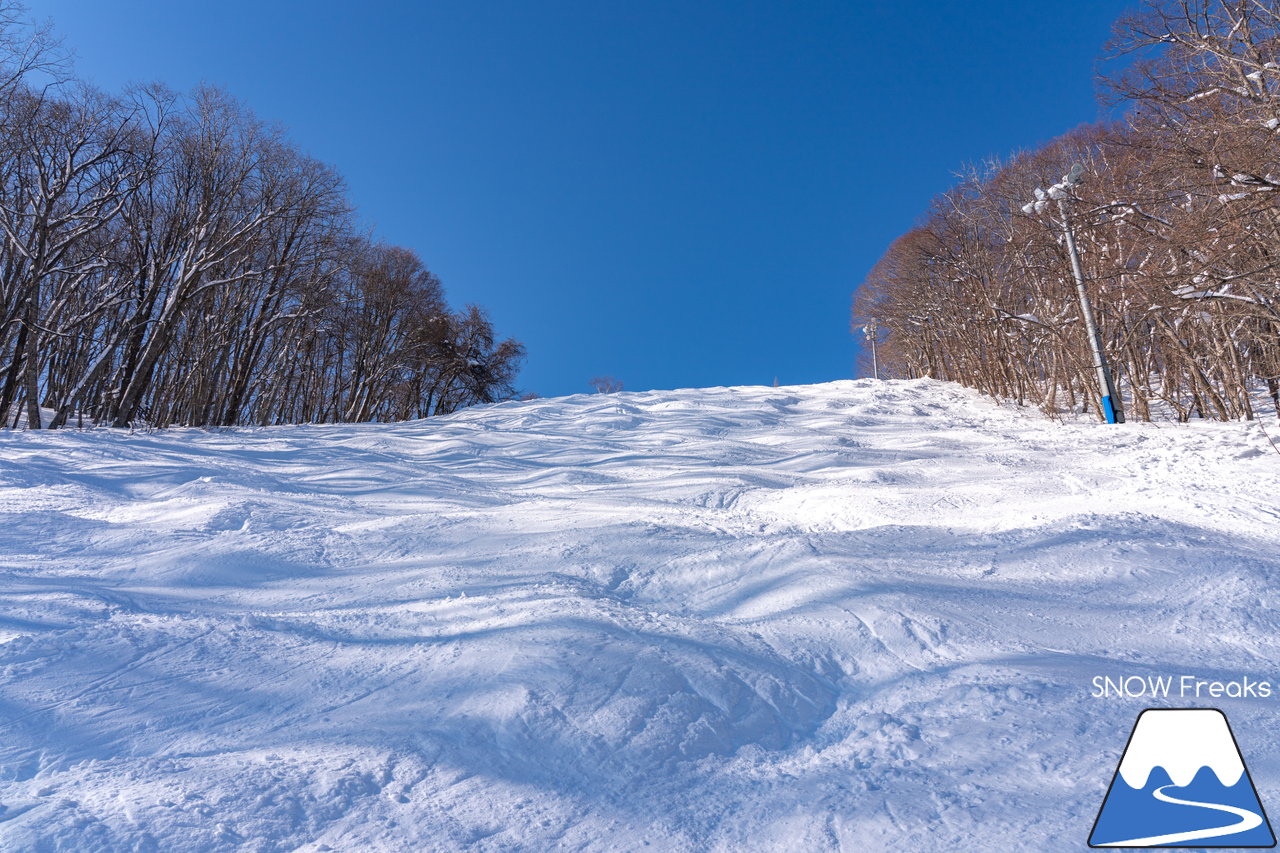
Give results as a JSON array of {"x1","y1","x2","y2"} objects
[{"x1": 2, "y1": 379, "x2": 1280, "y2": 851}]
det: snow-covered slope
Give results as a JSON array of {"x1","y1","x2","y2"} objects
[{"x1": 2, "y1": 379, "x2": 1279, "y2": 851}]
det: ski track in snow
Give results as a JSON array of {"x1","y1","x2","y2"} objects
[{"x1": 0, "y1": 378, "x2": 1278, "y2": 851}]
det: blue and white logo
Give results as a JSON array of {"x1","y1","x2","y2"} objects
[{"x1": 1089, "y1": 708, "x2": 1275, "y2": 848}]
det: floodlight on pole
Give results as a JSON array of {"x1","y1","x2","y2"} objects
[{"x1": 1023, "y1": 163, "x2": 1124, "y2": 424}]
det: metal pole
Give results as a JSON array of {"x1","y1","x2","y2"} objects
[
  {"x1": 1057, "y1": 197, "x2": 1124, "y2": 424},
  {"x1": 863, "y1": 321, "x2": 879, "y2": 379}
]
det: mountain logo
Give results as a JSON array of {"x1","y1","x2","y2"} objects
[{"x1": 1089, "y1": 708, "x2": 1275, "y2": 848}]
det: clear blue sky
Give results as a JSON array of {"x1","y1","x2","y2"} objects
[{"x1": 27, "y1": 0, "x2": 1131, "y2": 398}]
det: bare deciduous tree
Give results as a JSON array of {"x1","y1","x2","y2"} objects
[
  {"x1": 589, "y1": 376, "x2": 623, "y2": 394},
  {"x1": 856, "y1": 0, "x2": 1280, "y2": 422},
  {"x1": 0, "y1": 12, "x2": 525, "y2": 430}
]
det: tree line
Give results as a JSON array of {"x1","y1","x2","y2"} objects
[
  {"x1": 0, "y1": 5, "x2": 523, "y2": 429},
  {"x1": 854, "y1": 0, "x2": 1280, "y2": 421}
]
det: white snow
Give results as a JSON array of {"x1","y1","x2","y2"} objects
[
  {"x1": 2, "y1": 378, "x2": 1280, "y2": 851},
  {"x1": 1118, "y1": 709, "x2": 1243, "y2": 789}
]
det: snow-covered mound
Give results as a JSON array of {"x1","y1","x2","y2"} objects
[{"x1": 2, "y1": 379, "x2": 1279, "y2": 851}]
